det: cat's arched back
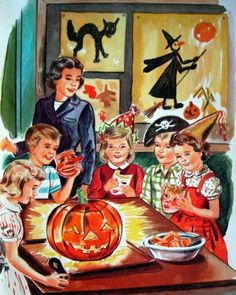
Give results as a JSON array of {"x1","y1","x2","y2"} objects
[{"x1": 67, "y1": 18, "x2": 120, "y2": 63}]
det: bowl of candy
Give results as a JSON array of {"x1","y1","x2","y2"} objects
[{"x1": 143, "y1": 231, "x2": 205, "y2": 262}]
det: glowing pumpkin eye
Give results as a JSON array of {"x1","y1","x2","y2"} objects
[
  {"x1": 66, "y1": 225, "x2": 81, "y2": 234},
  {"x1": 102, "y1": 222, "x2": 114, "y2": 231}
]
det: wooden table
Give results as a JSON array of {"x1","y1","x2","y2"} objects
[{"x1": 20, "y1": 198, "x2": 236, "y2": 294}]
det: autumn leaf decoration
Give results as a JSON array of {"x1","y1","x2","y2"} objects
[
  {"x1": 83, "y1": 84, "x2": 97, "y2": 99},
  {"x1": 97, "y1": 84, "x2": 117, "y2": 107}
]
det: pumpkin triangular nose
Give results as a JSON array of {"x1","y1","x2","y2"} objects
[{"x1": 84, "y1": 231, "x2": 99, "y2": 240}]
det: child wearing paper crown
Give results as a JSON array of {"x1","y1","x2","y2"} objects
[
  {"x1": 88, "y1": 126, "x2": 144, "y2": 199},
  {"x1": 169, "y1": 112, "x2": 228, "y2": 263}
]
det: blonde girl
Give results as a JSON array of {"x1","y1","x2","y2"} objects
[
  {"x1": 88, "y1": 126, "x2": 144, "y2": 199},
  {"x1": 0, "y1": 160, "x2": 69, "y2": 295}
]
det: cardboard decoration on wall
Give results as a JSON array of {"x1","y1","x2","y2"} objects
[
  {"x1": 60, "y1": 12, "x2": 126, "y2": 72},
  {"x1": 132, "y1": 13, "x2": 228, "y2": 124},
  {"x1": 78, "y1": 78, "x2": 120, "y2": 130}
]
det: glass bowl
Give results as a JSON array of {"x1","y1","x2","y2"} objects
[{"x1": 143, "y1": 231, "x2": 205, "y2": 262}]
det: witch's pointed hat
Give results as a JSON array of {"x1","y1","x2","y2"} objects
[
  {"x1": 162, "y1": 30, "x2": 182, "y2": 49},
  {"x1": 179, "y1": 112, "x2": 220, "y2": 143}
]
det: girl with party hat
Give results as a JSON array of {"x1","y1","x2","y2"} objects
[{"x1": 168, "y1": 112, "x2": 228, "y2": 263}]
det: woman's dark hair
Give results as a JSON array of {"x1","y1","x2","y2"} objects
[
  {"x1": 46, "y1": 56, "x2": 84, "y2": 89},
  {"x1": 170, "y1": 132, "x2": 211, "y2": 161}
]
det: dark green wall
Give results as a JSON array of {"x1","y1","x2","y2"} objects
[
  {"x1": 1, "y1": 0, "x2": 36, "y2": 138},
  {"x1": 1, "y1": 25, "x2": 16, "y2": 137}
]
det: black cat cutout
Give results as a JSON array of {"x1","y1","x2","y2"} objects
[{"x1": 67, "y1": 18, "x2": 120, "y2": 63}]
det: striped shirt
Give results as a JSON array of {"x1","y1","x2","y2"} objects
[
  {"x1": 141, "y1": 163, "x2": 181, "y2": 216},
  {"x1": 36, "y1": 166, "x2": 61, "y2": 199}
]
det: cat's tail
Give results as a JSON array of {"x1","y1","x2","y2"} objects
[{"x1": 67, "y1": 20, "x2": 78, "y2": 42}]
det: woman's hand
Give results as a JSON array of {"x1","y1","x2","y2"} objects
[
  {"x1": 121, "y1": 185, "x2": 136, "y2": 197},
  {"x1": 104, "y1": 178, "x2": 119, "y2": 192},
  {"x1": 43, "y1": 273, "x2": 69, "y2": 289}
]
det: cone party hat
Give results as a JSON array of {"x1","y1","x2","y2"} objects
[{"x1": 179, "y1": 111, "x2": 220, "y2": 143}]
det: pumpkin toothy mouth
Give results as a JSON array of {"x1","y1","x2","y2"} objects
[{"x1": 67, "y1": 242, "x2": 109, "y2": 254}]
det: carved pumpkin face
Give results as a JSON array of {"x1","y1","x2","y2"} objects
[
  {"x1": 55, "y1": 150, "x2": 83, "y2": 178},
  {"x1": 161, "y1": 186, "x2": 184, "y2": 214},
  {"x1": 184, "y1": 101, "x2": 200, "y2": 120},
  {"x1": 47, "y1": 200, "x2": 123, "y2": 261}
]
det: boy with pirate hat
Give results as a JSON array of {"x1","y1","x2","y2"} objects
[{"x1": 141, "y1": 115, "x2": 189, "y2": 216}]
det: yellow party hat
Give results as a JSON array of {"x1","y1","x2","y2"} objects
[{"x1": 179, "y1": 112, "x2": 220, "y2": 143}]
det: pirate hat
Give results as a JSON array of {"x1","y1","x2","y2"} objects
[
  {"x1": 178, "y1": 111, "x2": 219, "y2": 143},
  {"x1": 162, "y1": 30, "x2": 182, "y2": 49},
  {"x1": 144, "y1": 116, "x2": 189, "y2": 147}
]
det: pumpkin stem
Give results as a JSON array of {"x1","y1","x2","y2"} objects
[{"x1": 76, "y1": 188, "x2": 88, "y2": 204}]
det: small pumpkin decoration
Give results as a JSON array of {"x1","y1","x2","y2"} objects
[
  {"x1": 47, "y1": 200, "x2": 123, "y2": 261},
  {"x1": 183, "y1": 101, "x2": 200, "y2": 120}
]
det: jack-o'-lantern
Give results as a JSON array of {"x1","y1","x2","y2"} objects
[
  {"x1": 184, "y1": 101, "x2": 200, "y2": 120},
  {"x1": 55, "y1": 150, "x2": 83, "y2": 178},
  {"x1": 47, "y1": 200, "x2": 123, "y2": 261},
  {"x1": 161, "y1": 186, "x2": 184, "y2": 214}
]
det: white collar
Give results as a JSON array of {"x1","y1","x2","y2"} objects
[
  {"x1": 108, "y1": 161, "x2": 130, "y2": 170},
  {"x1": 183, "y1": 165, "x2": 208, "y2": 178},
  {"x1": 0, "y1": 196, "x2": 22, "y2": 213}
]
